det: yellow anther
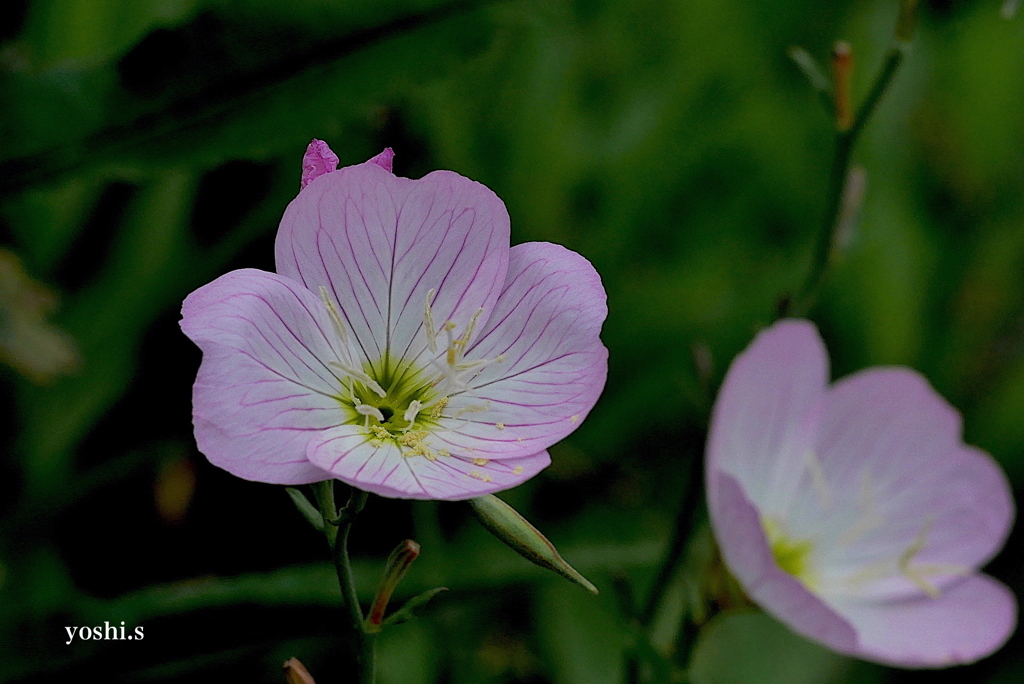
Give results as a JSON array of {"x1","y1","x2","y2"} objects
[
  {"x1": 495, "y1": 423, "x2": 505, "y2": 430},
  {"x1": 452, "y1": 404, "x2": 487, "y2": 419},
  {"x1": 468, "y1": 469, "x2": 491, "y2": 482},
  {"x1": 370, "y1": 425, "x2": 393, "y2": 441},
  {"x1": 472, "y1": 458, "x2": 489, "y2": 466},
  {"x1": 429, "y1": 397, "x2": 449, "y2": 419},
  {"x1": 513, "y1": 466, "x2": 524, "y2": 474},
  {"x1": 570, "y1": 415, "x2": 579, "y2": 424}
]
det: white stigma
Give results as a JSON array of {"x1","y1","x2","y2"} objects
[
  {"x1": 402, "y1": 400, "x2": 423, "y2": 429},
  {"x1": 355, "y1": 402, "x2": 386, "y2": 427}
]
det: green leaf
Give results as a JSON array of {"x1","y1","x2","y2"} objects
[
  {"x1": 381, "y1": 587, "x2": 448, "y2": 628},
  {"x1": 285, "y1": 487, "x2": 325, "y2": 532},
  {"x1": 688, "y1": 611, "x2": 857, "y2": 684}
]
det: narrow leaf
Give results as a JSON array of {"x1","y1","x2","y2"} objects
[
  {"x1": 286, "y1": 487, "x2": 325, "y2": 532},
  {"x1": 382, "y1": 587, "x2": 449, "y2": 628}
]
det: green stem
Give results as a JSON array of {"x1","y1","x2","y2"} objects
[
  {"x1": 314, "y1": 481, "x2": 376, "y2": 684},
  {"x1": 790, "y1": 44, "x2": 907, "y2": 317},
  {"x1": 622, "y1": 449, "x2": 704, "y2": 682}
]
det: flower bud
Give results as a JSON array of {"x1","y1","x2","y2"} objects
[
  {"x1": 283, "y1": 657, "x2": 316, "y2": 684},
  {"x1": 469, "y1": 495, "x2": 598, "y2": 594},
  {"x1": 365, "y1": 539, "x2": 420, "y2": 633},
  {"x1": 831, "y1": 41, "x2": 854, "y2": 132}
]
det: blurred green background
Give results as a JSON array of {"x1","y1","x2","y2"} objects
[{"x1": 1, "y1": 0, "x2": 1023, "y2": 682}]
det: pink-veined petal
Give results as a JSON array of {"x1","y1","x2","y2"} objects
[
  {"x1": 367, "y1": 147, "x2": 394, "y2": 172},
  {"x1": 180, "y1": 269, "x2": 344, "y2": 484},
  {"x1": 306, "y1": 424, "x2": 549, "y2": 500},
  {"x1": 707, "y1": 319, "x2": 828, "y2": 516},
  {"x1": 306, "y1": 425, "x2": 413, "y2": 498},
  {"x1": 832, "y1": 574, "x2": 1017, "y2": 668},
  {"x1": 275, "y1": 159, "x2": 510, "y2": 370},
  {"x1": 434, "y1": 242, "x2": 607, "y2": 459},
  {"x1": 706, "y1": 472, "x2": 859, "y2": 654},
  {"x1": 787, "y1": 369, "x2": 1014, "y2": 602},
  {"x1": 404, "y1": 450, "x2": 551, "y2": 500}
]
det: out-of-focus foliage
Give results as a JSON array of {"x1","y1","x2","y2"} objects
[{"x1": 0, "y1": 0, "x2": 1022, "y2": 681}]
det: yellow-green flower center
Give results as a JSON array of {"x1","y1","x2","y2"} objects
[
  {"x1": 763, "y1": 517, "x2": 815, "y2": 586},
  {"x1": 340, "y1": 352, "x2": 442, "y2": 433}
]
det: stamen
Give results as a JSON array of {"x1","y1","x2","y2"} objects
[
  {"x1": 319, "y1": 286, "x2": 349, "y2": 347},
  {"x1": 424, "y1": 289, "x2": 438, "y2": 353},
  {"x1": 320, "y1": 287, "x2": 388, "y2": 399},
  {"x1": 837, "y1": 516, "x2": 969, "y2": 597},
  {"x1": 443, "y1": 321, "x2": 459, "y2": 366},
  {"x1": 457, "y1": 308, "x2": 485, "y2": 349},
  {"x1": 428, "y1": 397, "x2": 449, "y2": 420},
  {"x1": 803, "y1": 448, "x2": 831, "y2": 509},
  {"x1": 370, "y1": 425, "x2": 393, "y2": 441},
  {"x1": 328, "y1": 360, "x2": 387, "y2": 398},
  {"x1": 451, "y1": 402, "x2": 489, "y2": 419},
  {"x1": 899, "y1": 520, "x2": 940, "y2": 598},
  {"x1": 838, "y1": 468, "x2": 884, "y2": 546}
]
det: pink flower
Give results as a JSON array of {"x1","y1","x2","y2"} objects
[
  {"x1": 180, "y1": 142, "x2": 607, "y2": 500},
  {"x1": 706, "y1": 319, "x2": 1016, "y2": 667}
]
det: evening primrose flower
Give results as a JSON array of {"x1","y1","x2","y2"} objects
[
  {"x1": 180, "y1": 142, "x2": 607, "y2": 500},
  {"x1": 706, "y1": 319, "x2": 1016, "y2": 667}
]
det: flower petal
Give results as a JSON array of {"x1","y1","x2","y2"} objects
[
  {"x1": 789, "y1": 369, "x2": 1014, "y2": 601},
  {"x1": 831, "y1": 574, "x2": 1017, "y2": 667},
  {"x1": 180, "y1": 268, "x2": 343, "y2": 484},
  {"x1": 405, "y1": 450, "x2": 551, "y2": 500},
  {"x1": 367, "y1": 147, "x2": 394, "y2": 172},
  {"x1": 276, "y1": 159, "x2": 510, "y2": 369},
  {"x1": 306, "y1": 424, "x2": 549, "y2": 499},
  {"x1": 706, "y1": 319, "x2": 828, "y2": 517},
  {"x1": 706, "y1": 471, "x2": 859, "y2": 653},
  {"x1": 301, "y1": 139, "x2": 339, "y2": 189},
  {"x1": 435, "y1": 242, "x2": 608, "y2": 458},
  {"x1": 306, "y1": 425, "x2": 412, "y2": 498}
]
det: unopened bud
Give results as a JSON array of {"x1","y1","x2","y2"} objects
[
  {"x1": 831, "y1": 41, "x2": 854, "y2": 132},
  {"x1": 469, "y1": 495, "x2": 598, "y2": 594},
  {"x1": 283, "y1": 657, "x2": 316, "y2": 684},
  {"x1": 365, "y1": 539, "x2": 420, "y2": 633}
]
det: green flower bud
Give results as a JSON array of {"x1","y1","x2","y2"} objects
[{"x1": 469, "y1": 494, "x2": 598, "y2": 594}]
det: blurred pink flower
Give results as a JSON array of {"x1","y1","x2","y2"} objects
[
  {"x1": 180, "y1": 142, "x2": 607, "y2": 500},
  {"x1": 706, "y1": 319, "x2": 1016, "y2": 667}
]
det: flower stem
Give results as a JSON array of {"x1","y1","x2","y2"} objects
[
  {"x1": 622, "y1": 449, "x2": 705, "y2": 682},
  {"x1": 314, "y1": 481, "x2": 376, "y2": 684},
  {"x1": 789, "y1": 42, "x2": 908, "y2": 317}
]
